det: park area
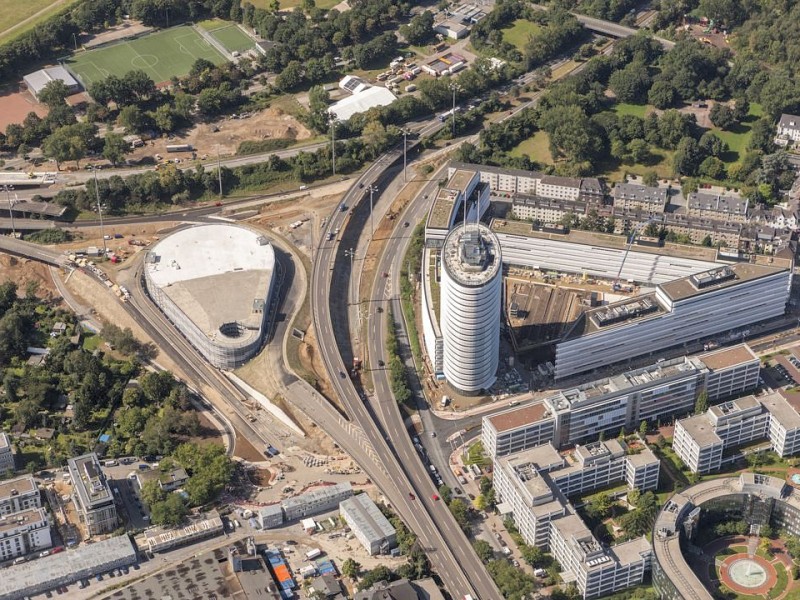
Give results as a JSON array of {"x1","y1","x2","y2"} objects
[
  {"x1": 65, "y1": 25, "x2": 227, "y2": 87},
  {"x1": 502, "y1": 18, "x2": 541, "y2": 52},
  {"x1": 198, "y1": 19, "x2": 256, "y2": 54}
]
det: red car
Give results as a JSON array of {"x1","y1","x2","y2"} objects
[
  {"x1": 408, "y1": 492, "x2": 415, "y2": 500},
  {"x1": 431, "y1": 494, "x2": 440, "y2": 501}
]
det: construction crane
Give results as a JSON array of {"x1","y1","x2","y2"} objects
[{"x1": 612, "y1": 220, "x2": 656, "y2": 292}]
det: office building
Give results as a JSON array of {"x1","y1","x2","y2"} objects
[
  {"x1": 0, "y1": 475, "x2": 41, "y2": 517},
  {"x1": 482, "y1": 345, "x2": 759, "y2": 456},
  {"x1": 0, "y1": 507, "x2": 52, "y2": 561},
  {"x1": 144, "y1": 512, "x2": 224, "y2": 553},
  {"x1": 0, "y1": 534, "x2": 136, "y2": 600},
  {"x1": 67, "y1": 453, "x2": 117, "y2": 536},
  {"x1": 339, "y1": 494, "x2": 396, "y2": 555},
  {"x1": 425, "y1": 168, "x2": 489, "y2": 245},
  {"x1": 550, "y1": 514, "x2": 652, "y2": 600},
  {"x1": 281, "y1": 482, "x2": 352, "y2": 521},
  {"x1": 258, "y1": 504, "x2": 285, "y2": 529},
  {"x1": 673, "y1": 392, "x2": 800, "y2": 473},
  {"x1": 555, "y1": 263, "x2": 791, "y2": 380},
  {"x1": 493, "y1": 438, "x2": 658, "y2": 550},
  {"x1": 0, "y1": 432, "x2": 14, "y2": 473},
  {"x1": 439, "y1": 223, "x2": 502, "y2": 394}
]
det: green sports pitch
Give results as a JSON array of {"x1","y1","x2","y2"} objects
[
  {"x1": 202, "y1": 21, "x2": 256, "y2": 54},
  {"x1": 65, "y1": 26, "x2": 227, "y2": 87}
]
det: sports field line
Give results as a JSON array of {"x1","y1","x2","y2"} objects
[
  {"x1": 176, "y1": 30, "x2": 223, "y2": 61},
  {"x1": 123, "y1": 39, "x2": 167, "y2": 84}
]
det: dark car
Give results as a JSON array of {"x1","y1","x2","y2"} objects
[
  {"x1": 404, "y1": 221, "x2": 409, "y2": 227},
  {"x1": 409, "y1": 492, "x2": 415, "y2": 500},
  {"x1": 377, "y1": 306, "x2": 383, "y2": 313},
  {"x1": 340, "y1": 371, "x2": 346, "y2": 379},
  {"x1": 378, "y1": 360, "x2": 385, "y2": 367}
]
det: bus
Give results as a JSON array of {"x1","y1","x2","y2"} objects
[
  {"x1": 166, "y1": 144, "x2": 193, "y2": 152},
  {"x1": 438, "y1": 107, "x2": 461, "y2": 122}
]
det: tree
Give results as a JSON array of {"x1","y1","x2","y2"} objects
[
  {"x1": 438, "y1": 484, "x2": 453, "y2": 504},
  {"x1": 609, "y1": 62, "x2": 652, "y2": 103},
  {"x1": 357, "y1": 565, "x2": 396, "y2": 591},
  {"x1": 748, "y1": 118, "x2": 775, "y2": 154},
  {"x1": 733, "y1": 97, "x2": 750, "y2": 122},
  {"x1": 699, "y1": 131, "x2": 727, "y2": 158},
  {"x1": 521, "y1": 544, "x2": 549, "y2": 568},
  {"x1": 401, "y1": 10, "x2": 435, "y2": 45},
  {"x1": 699, "y1": 156, "x2": 727, "y2": 180},
  {"x1": 150, "y1": 492, "x2": 188, "y2": 527},
  {"x1": 43, "y1": 125, "x2": 88, "y2": 169},
  {"x1": 710, "y1": 103, "x2": 736, "y2": 130},
  {"x1": 627, "y1": 488, "x2": 641, "y2": 507},
  {"x1": 448, "y1": 498, "x2": 471, "y2": 534},
  {"x1": 627, "y1": 138, "x2": 650, "y2": 163},
  {"x1": 642, "y1": 171, "x2": 659, "y2": 187},
  {"x1": 648, "y1": 80, "x2": 677, "y2": 109},
  {"x1": 587, "y1": 492, "x2": 614, "y2": 520},
  {"x1": 118, "y1": 105, "x2": 148, "y2": 133},
  {"x1": 695, "y1": 390, "x2": 709, "y2": 415},
  {"x1": 103, "y1": 133, "x2": 129, "y2": 167},
  {"x1": 673, "y1": 136, "x2": 703, "y2": 176},
  {"x1": 152, "y1": 104, "x2": 175, "y2": 133},
  {"x1": 639, "y1": 420, "x2": 648, "y2": 438},
  {"x1": 473, "y1": 539, "x2": 494, "y2": 564},
  {"x1": 37, "y1": 80, "x2": 71, "y2": 108},
  {"x1": 342, "y1": 558, "x2": 361, "y2": 579},
  {"x1": 701, "y1": 235, "x2": 713, "y2": 247}
]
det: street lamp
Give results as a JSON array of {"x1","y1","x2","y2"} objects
[
  {"x1": 217, "y1": 144, "x2": 223, "y2": 197},
  {"x1": 449, "y1": 82, "x2": 461, "y2": 139},
  {"x1": 366, "y1": 185, "x2": 378, "y2": 238},
  {"x1": 329, "y1": 113, "x2": 338, "y2": 177},
  {"x1": 2, "y1": 185, "x2": 16, "y2": 238},
  {"x1": 344, "y1": 248, "x2": 356, "y2": 305},
  {"x1": 91, "y1": 167, "x2": 108, "y2": 257},
  {"x1": 402, "y1": 128, "x2": 411, "y2": 183}
]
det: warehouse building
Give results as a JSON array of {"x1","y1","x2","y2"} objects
[
  {"x1": 673, "y1": 391, "x2": 800, "y2": 473},
  {"x1": 23, "y1": 66, "x2": 80, "y2": 100},
  {"x1": 259, "y1": 482, "x2": 353, "y2": 526},
  {"x1": 0, "y1": 534, "x2": 137, "y2": 600},
  {"x1": 68, "y1": 453, "x2": 117, "y2": 536},
  {"x1": 482, "y1": 345, "x2": 760, "y2": 456},
  {"x1": 339, "y1": 494, "x2": 396, "y2": 555}
]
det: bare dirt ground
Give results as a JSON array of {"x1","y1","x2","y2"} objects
[
  {"x1": 683, "y1": 23, "x2": 732, "y2": 52},
  {"x1": 0, "y1": 253, "x2": 60, "y2": 299},
  {"x1": 0, "y1": 84, "x2": 48, "y2": 130},
  {"x1": 678, "y1": 101, "x2": 715, "y2": 129},
  {"x1": 235, "y1": 434, "x2": 265, "y2": 462},
  {"x1": 126, "y1": 107, "x2": 314, "y2": 160}
]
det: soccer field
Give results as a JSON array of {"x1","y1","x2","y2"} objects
[
  {"x1": 65, "y1": 26, "x2": 227, "y2": 87},
  {"x1": 208, "y1": 24, "x2": 255, "y2": 54}
]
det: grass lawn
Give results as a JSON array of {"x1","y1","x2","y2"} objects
[
  {"x1": 510, "y1": 130, "x2": 555, "y2": 165},
  {"x1": 611, "y1": 102, "x2": 652, "y2": 118},
  {"x1": 65, "y1": 25, "x2": 227, "y2": 87},
  {"x1": 465, "y1": 441, "x2": 490, "y2": 467},
  {"x1": 82, "y1": 332, "x2": 103, "y2": 352},
  {"x1": 712, "y1": 103, "x2": 764, "y2": 164},
  {"x1": 0, "y1": 0, "x2": 82, "y2": 45},
  {"x1": 208, "y1": 24, "x2": 255, "y2": 54},
  {"x1": 502, "y1": 19, "x2": 541, "y2": 52},
  {"x1": 770, "y1": 563, "x2": 789, "y2": 599}
]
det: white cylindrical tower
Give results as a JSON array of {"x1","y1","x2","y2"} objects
[{"x1": 440, "y1": 223, "x2": 502, "y2": 395}]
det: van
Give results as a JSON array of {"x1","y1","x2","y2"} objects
[{"x1": 104, "y1": 460, "x2": 119, "y2": 467}]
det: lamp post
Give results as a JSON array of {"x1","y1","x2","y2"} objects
[
  {"x1": 366, "y1": 185, "x2": 378, "y2": 238},
  {"x1": 449, "y1": 82, "x2": 461, "y2": 139},
  {"x1": 329, "y1": 114, "x2": 337, "y2": 177},
  {"x1": 72, "y1": 32, "x2": 78, "y2": 51},
  {"x1": 2, "y1": 185, "x2": 15, "y2": 238},
  {"x1": 402, "y1": 128, "x2": 411, "y2": 183},
  {"x1": 217, "y1": 145, "x2": 223, "y2": 197},
  {"x1": 92, "y1": 168, "x2": 107, "y2": 257},
  {"x1": 344, "y1": 248, "x2": 356, "y2": 305}
]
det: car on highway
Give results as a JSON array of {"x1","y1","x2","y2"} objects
[
  {"x1": 431, "y1": 494, "x2": 439, "y2": 501},
  {"x1": 404, "y1": 221, "x2": 409, "y2": 227},
  {"x1": 408, "y1": 492, "x2": 415, "y2": 500},
  {"x1": 378, "y1": 360, "x2": 385, "y2": 367},
  {"x1": 383, "y1": 272, "x2": 389, "y2": 277},
  {"x1": 340, "y1": 371, "x2": 346, "y2": 379},
  {"x1": 377, "y1": 306, "x2": 383, "y2": 313}
]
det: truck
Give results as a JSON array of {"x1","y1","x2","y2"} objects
[{"x1": 166, "y1": 144, "x2": 193, "y2": 152}]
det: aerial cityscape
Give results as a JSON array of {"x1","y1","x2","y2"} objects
[{"x1": 2, "y1": 1, "x2": 800, "y2": 600}]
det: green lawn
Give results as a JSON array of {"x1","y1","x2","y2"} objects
[
  {"x1": 82, "y1": 332, "x2": 103, "y2": 352},
  {"x1": 208, "y1": 24, "x2": 255, "y2": 54},
  {"x1": 0, "y1": 0, "x2": 82, "y2": 45},
  {"x1": 712, "y1": 103, "x2": 764, "y2": 165},
  {"x1": 770, "y1": 563, "x2": 789, "y2": 599},
  {"x1": 611, "y1": 102, "x2": 651, "y2": 118},
  {"x1": 502, "y1": 19, "x2": 541, "y2": 52},
  {"x1": 510, "y1": 130, "x2": 555, "y2": 165},
  {"x1": 65, "y1": 25, "x2": 227, "y2": 87}
]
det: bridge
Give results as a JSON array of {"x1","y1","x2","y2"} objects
[
  {"x1": 574, "y1": 13, "x2": 675, "y2": 49},
  {"x1": 0, "y1": 236, "x2": 70, "y2": 267}
]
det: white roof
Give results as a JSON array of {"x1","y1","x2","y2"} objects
[
  {"x1": 329, "y1": 86, "x2": 397, "y2": 121},
  {"x1": 23, "y1": 66, "x2": 79, "y2": 95}
]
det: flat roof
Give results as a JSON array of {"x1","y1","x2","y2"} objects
[
  {"x1": 329, "y1": 86, "x2": 397, "y2": 121},
  {"x1": 68, "y1": 453, "x2": 112, "y2": 509},
  {"x1": 428, "y1": 188, "x2": 460, "y2": 230},
  {"x1": 449, "y1": 169, "x2": 476, "y2": 192},
  {"x1": 697, "y1": 344, "x2": 758, "y2": 371},
  {"x1": 570, "y1": 293, "x2": 665, "y2": 338},
  {"x1": 441, "y1": 223, "x2": 501, "y2": 286},
  {"x1": 759, "y1": 392, "x2": 800, "y2": 431},
  {"x1": 487, "y1": 401, "x2": 549, "y2": 433},
  {"x1": 677, "y1": 414, "x2": 722, "y2": 448},
  {"x1": 0, "y1": 535, "x2": 136, "y2": 597},
  {"x1": 491, "y1": 218, "x2": 720, "y2": 262},
  {"x1": 340, "y1": 494, "x2": 395, "y2": 543},
  {"x1": 610, "y1": 536, "x2": 651, "y2": 566},
  {"x1": 146, "y1": 224, "x2": 275, "y2": 342},
  {"x1": 659, "y1": 262, "x2": 788, "y2": 303},
  {"x1": 0, "y1": 506, "x2": 47, "y2": 534}
]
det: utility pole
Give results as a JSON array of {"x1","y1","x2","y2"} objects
[
  {"x1": 449, "y1": 83, "x2": 460, "y2": 139},
  {"x1": 72, "y1": 32, "x2": 78, "y2": 51},
  {"x1": 217, "y1": 145, "x2": 223, "y2": 197},
  {"x1": 2, "y1": 185, "x2": 15, "y2": 238},
  {"x1": 367, "y1": 185, "x2": 378, "y2": 238},
  {"x1": 344, "y1": 248, "x2": 356, "y2": 305},
  {"x1": 330, "y1": 114, "x2": 337, "y2": 177},
  {"x1": 92, "y1": 168, "x2": 107, "y2": 257},
  {"x1": 402, "y1": 129, "x2": 410, "y2": 183}
]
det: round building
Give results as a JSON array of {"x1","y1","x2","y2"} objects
[
  {"x1": 144, "y1": 224, "x2": 276, "y2": 369},
  {"x1": 440, "y1": 223, "x2": 502, "y2": 395}
]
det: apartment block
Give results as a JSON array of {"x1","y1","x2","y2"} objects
[
  {"x1": 673, "y1": 392, "x2": 800, "y2": 474},
  {"x1": 68, "y1": 453, "x2": 117, "y2": 536},
  {"x1": 0, "y1": 507, "x2": 52, "y2": 561},
  {"x1": 0, "y1": 476, "x2": 41, "y2": 517},
  {"x1": 550, "y1": 514, "x2": 652, "y2": 600},
  {"x1": 0, "y1": 432, "x2": 14, "y2": 473},
  {"x1": 686, "y1": 192, "x2": 748, "y2": 223},
  {"x1": 511, "y1": 196, "x2": 587, "y2": 224},
  {"x1": 612, "y1": 183, "x2": 668, "y2": 215},
  {"x1": 482, "y1": 345, "x2": 759, "y2": 456}
]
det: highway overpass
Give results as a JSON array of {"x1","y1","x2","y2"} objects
[
  {"x1": 574, "y1": 13, "x2": 675, "y2": 48},
  {"x1": 0, "y1": 236, "x2": 70, "y2": 267}
]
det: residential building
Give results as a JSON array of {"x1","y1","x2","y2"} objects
[
  {"x1": 355, "y1": 578, "x2": 442, "y2": 600},
  {"x1": 0, "y1": 534, "x2": 136, "y2": 600},
  {"x1": 281, "y1": 482, "x2": 352, "y2": 521},
  {"x1": 0, "y1": 432, "x2": 14, "y2": 473},
  {"x1": 510, "y1": 196, "x2": 588, "y2": 224},
  {"x1": 0, "y1": 507, "x2": 52, "y2": 561},
  {"x1": 339, "y1": 494, "x2": 396, "y2": 555},
  {"x1": 136, "y1": 467, "x2": 189, "y2": 493},
  {"x1": 67, "y1": 453, "x2": 117, "y2": 536},
  {"x1": 612, "y1": 183, "x2": 668, "y2": 215},
  {"x1": 0, "y1": 476, "x2": 41, "y2": 517},
  {"x1": 555, "y1": 262, "x2": 791, "y2": 380},
  {"x1": 686, "y1": 192, "x2": 748, "y2": 223},
  {"x1": 539, "y1": 176, "x2": 582, "y2": 201},
  {"x1": 776, "y1": 113, "x2": 800, "y2": 145},
  {"x1": 550, "y1": 514, "x2": 652, "y2": 600},
  {"x1": 144, "y1": 512, "x2": 224, "y2": 553},
  {"x1": 673, "y1": 392, "x2": 800, "y2": 473},
  {"x1": 482, "y1": 345, "x2": 760, "y2": 455}
]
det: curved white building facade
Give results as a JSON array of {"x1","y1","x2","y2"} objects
[
  {"x1": 440, "y1": 223, "x2": 502, "y2": 394},
  {"x1": 144, "y1": 224, "x2": 276, "y2": 370}
]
